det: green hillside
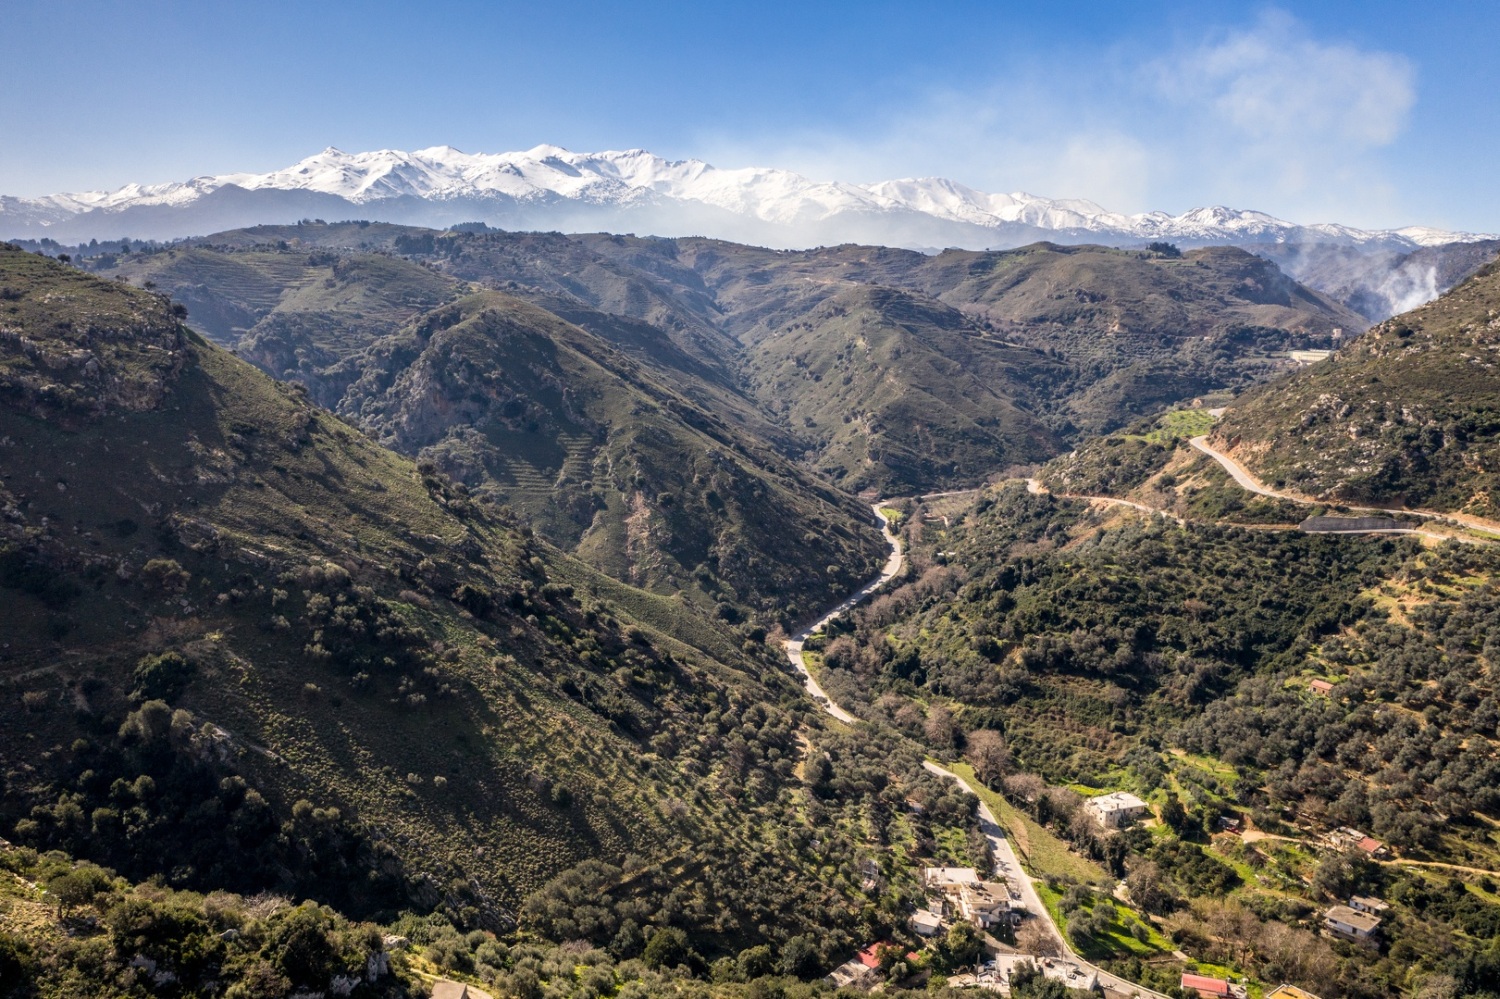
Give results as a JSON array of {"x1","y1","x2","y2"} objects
[
  {"x1": 134, "y1": 224, "x2": 1360, "y2": 480},
  {"x1": 1213, "y1": 255, "x2": 1500, "y2": 518},
  {"x1": 0, "y1": 245, "x2": 904, "y2": 968},
  {"x1": 741, "y1": 283, "x2": 1062, "y2": 492},
  {"x1": 602, "y1": 236, "x2": 1365, "y2": 436},
  {"x1": 333, "y1": 289, "x2": 884, "y2": 623},
  {"x1": 90, "y1": 236, "x2": 885, "y2": 625},
  {"x1": 820, "y1": 478, "x2": 1500, "y2": 998}
]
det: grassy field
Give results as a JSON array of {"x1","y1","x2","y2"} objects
[{"x1": 1139, "y1": 408, "x2": 1216, "y2": 443}]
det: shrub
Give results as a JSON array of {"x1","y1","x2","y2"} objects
[
  {"x1": 140, "y1": 558, "x2": 190, "y2": 595},
  {"x1": 131, "y1": 651, "x2": 196, "y2": 702}
]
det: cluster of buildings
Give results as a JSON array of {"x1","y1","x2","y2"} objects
[
  {"x1": 910, "y1": 867, "x2": 1018, "y2": 937},
  {"x1": 948, "y1": 955, "x2": 1098, "y2": 994}
]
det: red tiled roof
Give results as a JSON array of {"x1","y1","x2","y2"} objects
[
  {"x1": 1182, "y1": 974, "x2": 1231, "y2": 996},
  {"x1": 1357, "y1": 836, "x2": 1383, "y2": 853},
  {"x1": 857, "y1": 943, "x2": 887, "y2": 969}
]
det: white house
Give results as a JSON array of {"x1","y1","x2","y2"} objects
[
  {"x1": 992, "y1": 955, "x2": 1098, "y2": 992},
  {"x1": 1324, "y1": 904, "x2": 1381, "y2": 943},
  {"x1": 1084, "y1": 792, "x2": 1148, "y2": 830},
  {"x1": 924, "y1": 866, "x2": 979, "y2": 888},
  {"x1": 910, "y1": 909, "x2": 944, "y2": 937}
]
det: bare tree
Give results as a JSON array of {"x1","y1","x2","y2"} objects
[
  {"x1": 925, "y1": 703, "x2": 960, "y2": 751},
  {"x1": 965, "y1": 729, "x2": 1013, "y2": 786}
]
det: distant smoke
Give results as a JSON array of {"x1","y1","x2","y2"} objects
[
  {"x1": 1258, "y1": 241, "x2": 1500, "y2": 323},
  {"x1": 1378, "y1": 264, "x2": 1439, "y2": 316}
]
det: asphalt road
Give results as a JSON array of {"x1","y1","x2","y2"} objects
[
  {"x1": 783, "y1": 502, "x2": 1167, "y2": 999},
  {"x1": 922, "y1": 762, "x2": 1172, "y2": 999},
  {"x1": 783, "y1": 504, "x2": 905, "y2": 725}
]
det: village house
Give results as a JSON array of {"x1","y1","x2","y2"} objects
[
  {"x1": 990, "y1": 955, "x2": 1097, "y2": 993},
  {"x1": 1349, "y1": 895, "x2": 1390, "y2": 915},
  {"x1": 1329, "y1": 827, "x2": 1390, "y2": 857},
  {"x1": 1309, "y1": 679, "x2": 1335, "y2": 696},
  {"x1": 827, "y1": 958, "x2": 876, "y2": 990},
  {"x1": 1324, "y1": 904, "x2": 1382, "y2": 943},
  {"x1": 922, "y1": 866, "x2": 1012, "y2": 931},
  {"x1": 828, "y1": 942, "x2": 891, "y2": 989},
  {"x1": 1084, "y1": 791, "x2": 1149, "y2": 830},
  {"x1": 1182, "y1": 973, "x2": 1233, "y2": 997},
  {"x1": 909, "y1": 908, "x2": 943, "y2": 937},
  {"x1": 952, "y1": 881, "x2": 1013, "y2": 931},
  {"x1": 924, "y1": 866, "x2": 979, "y2": 888}
]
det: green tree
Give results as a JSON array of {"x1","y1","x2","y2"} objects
[
  {"x1": 131, "y1": 651, "x2": 196, "y2": 702},
  {"x1": 44, "y1": 869, "x2": 101, "y2": 918},
  {"x1": 642, "y1": 926, "x2": 691, "y2": 970},
  {"x1": 0, "y1": 931, "x2": 38, "y2": 998},
  {"x1": 776, "y1": 933, "x2": 820, "y2": 977},
  {"x1": 938, "y1": 920, "x2": 982, "y2": 970},
  {"x1": 738, "y1": 943, "x2": 774, "y2": 979},
  {"x1": 139, "y1": 558, "x2": 190, "y2": 595}
]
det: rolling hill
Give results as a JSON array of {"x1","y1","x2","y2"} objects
[
  {"x1": 0, "y1": 243, "x2": 881, "y2": 958},
  {"x1": 1212, "y1": 254, "x2": 1500, "y2": 519},
  {"x1": 96, "y1": 235, "x2": 887, "y2": 626},
  {"x1": 90, "y1": 225, "x2": 1368, "y2": 501}
]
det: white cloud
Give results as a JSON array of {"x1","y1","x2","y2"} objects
[
  {"x1": 1158, "y1": 10, "x2": 1414, "y2": 147},
  {"x1": 696, "y1": 10, "x2": 1419, "y2": 227},
  {"x1": 1142, "y1": 10, "x2": 1416, "y2": 220}
]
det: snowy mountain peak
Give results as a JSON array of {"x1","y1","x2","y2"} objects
[{"x1": 2, "y1": 145, "x2": 1492, "y2": 251}]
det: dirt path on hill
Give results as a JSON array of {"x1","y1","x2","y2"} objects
[{"x1": 1189, "y1": 435, "x2": 1499, "y2": 542}]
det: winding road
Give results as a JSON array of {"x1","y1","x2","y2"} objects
[
  {"x1": 1189, "y1": 435, "x2": 1498, "y2": 542},
  {"x1": 785, "y1": 502, "x2": 1167, "y2": 999},
  {"x1": 783, "y1": 504, "x2": 904, "y2": 724},
  {"x1": 782, "y1": 431, "x2": 1494, "y2": 996}
]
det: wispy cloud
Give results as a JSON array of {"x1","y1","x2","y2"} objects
[
  {"x1": 696, "y1": 10, "x2": 1418, "y2": 227},
  {"x1": 1156, "y1": 10, "x2": 1414, "y2": 147},
  {"x1": 1145, "y1": 9, "x2": 1415, "y2": 219}
]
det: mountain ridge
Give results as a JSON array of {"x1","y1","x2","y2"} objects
[{"x1": 6, "y1": 144, "x2": 1491, "y2": 252}]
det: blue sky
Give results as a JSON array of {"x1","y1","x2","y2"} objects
[{"x1": 4, "y1": 1, "x2": 1498, "y2": 231}]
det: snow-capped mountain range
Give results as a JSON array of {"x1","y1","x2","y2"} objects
[{"x1": 2, "y1": 144, "x2": 1492, "y2": 251}]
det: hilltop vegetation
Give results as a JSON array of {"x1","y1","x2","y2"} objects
[
  {"x1": 1214, "y1": 257, "x2": 1500, "y2": 519},
  {"x1": 100, "y1": 235, "x2": 885, "y2": 626},
  {"x1": 599, "y1": 236, "x2": 1363, "y2": 439},
  {"x1": 99, "y1": 224, "x2": 1362, "y2": 498},
  {"x1": 0, "y1": 246, "x2": 938, "y2": 987},
  {"x1": 817, "y1": 477, "x2": 1500, "y2": 997}
]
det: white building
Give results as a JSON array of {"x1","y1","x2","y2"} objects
[
  {"x1": 924, "y1": 866, "x2": 979, "y2": 888},
  {"x1": 991, "y1": 955, "x2": 1098, "y2": 993},
  {"x1": 1324, "y1": 904, "x2": 1381, "y2": 943},
  {"x1": 954, "y1": 882, "x2": 1012, "y2": 931},
  {"x1": 910, "y1": 909, "x2": 944, "y2": 937},
  {"x1": 1084, "y1": 792, "x2": 1148, "y2": 830}
]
